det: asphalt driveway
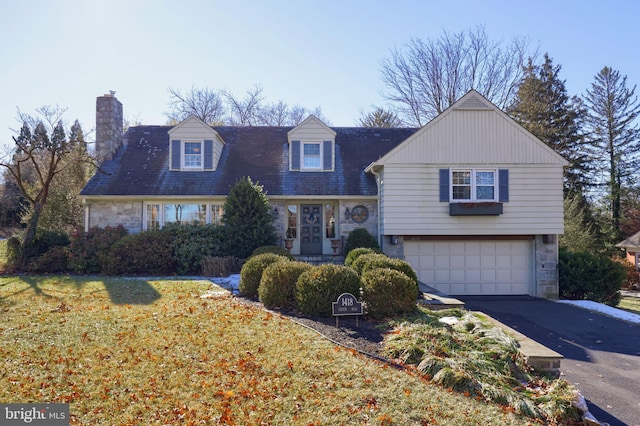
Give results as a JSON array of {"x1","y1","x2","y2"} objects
[{"x1": 459, "y1": 296, "x2": 640, "y2": 426}]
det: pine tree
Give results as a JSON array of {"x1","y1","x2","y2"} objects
[
  {"x1": 508, "y1": 54, "x2": 587, "y2": 194},
  {"x1": 222, "y1": 177, "x2": 277, "y2": 258},
  {"x1": 583, "y1": 66, "x2": 640, "y2": 244},
  {"x1": 357, "y1": 107, "x2": 403, "y2": 127},
  {"x1": 559, "y1": 193, "x2": 599, "y2": 253}
]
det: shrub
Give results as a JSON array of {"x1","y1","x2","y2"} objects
[
  {"x1": 361, "y1": 268, "x2": 419, "y2": 319},
  {"x1": 344, "y1": 247, "x2": 379, "y2": 267},
  {"x1": 358, "y1": 255, "x2": 418, "y2": 285},
  {"x1": 239, "y1": 253, "x2": 290, "y2": 298},
  {"x1": 251, "y1": 245, "x2": 295, "y2": 260},
  {"x1": 559, "y1": 249, "x2": 625, "y2": 305},
  {"x1": 259, "y1": 261, "x2": 313, "y2": 309},
  {"x1": 222, "y1": 177, "x2": 277, "y2": 259},
  {"x1": 344, "y1": 227, "x2": 380, "y2": 255},
  {"x1": 30, "y1": 230, "x2": 70, "y2": 258},
  {"x1": 350, "y1": 253, "x2": 389, "y2": 275},
  {"x1": 68, "y1": 225, "x2": 128, "y2": 273},
  {"x1": 613, "y1": 257, "x2": 639, "y2": 289},
  {"x1": 162, "y1": 224, "x2": 230, "y2": 275},
  {"x1": 201, "y1": 256, "x2": 244, "y2": 277},
  {"x1": 27, "y1": 246, "x2": 70, "y2": 273},
  {"x1": 296, "y1": 264, "x2": 362, "y2": 317},
  {"x1": 6, "y1": 236, "x2": 22, "y2": 271},
  {"x1": 102, "y1": 230, "x2": 175, "y2": 275}
]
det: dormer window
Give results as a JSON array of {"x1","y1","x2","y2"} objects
[
  {"x1": 288, "y1": 115, "x2": 336, "y2": 172},
  {"x1": 184, "y1": 141, "x2": 203, "y2": 169}
]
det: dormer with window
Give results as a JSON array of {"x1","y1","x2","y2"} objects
[
  {"x1": 168, "y1": 116, "x2": 225, "y2": 171},
  {"x1": 288, "y1": 115, "x2": 335, "y2": 171}
]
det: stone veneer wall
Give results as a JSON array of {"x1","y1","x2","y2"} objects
[
  {"x1": 96, "y1": 93, "x2": 123, "y2": 162},
  {"x1": 534, "y1": 235, "x2": 560, "y2": 299},
  {"x1": 87, "y1": 201, "x2": 142, "y2": 234}
]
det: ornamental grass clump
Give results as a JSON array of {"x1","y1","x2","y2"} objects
[
  {"x1": 383, "y1": 309, "x2": 582, "y2": 423},
  {"x1": 259, "y1": 261, "x2": 312, "y2": 309},
  {"x1": 296, "y1": 264, "x2": 361, "y2": 316},
  {"x1": 361, "y1": 268, "x2": 418, "y2": 319},
  {"x1": 239, "y1": 253, "x2": 290, "y2": 298}
]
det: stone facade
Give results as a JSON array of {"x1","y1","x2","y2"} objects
[
  {"x1": 87, "y1": 201, "x2": 142, "y2": 233},
  {"x1": 96, "y1": 93, "x2": 123, "y2": 162},
  {"x1": 534, "y1": 235, "x2": 560, "y2": 299}
]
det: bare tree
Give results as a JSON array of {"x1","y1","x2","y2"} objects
[
  {"x1": 166, "y1": 86, "x2": 225, "y2": 125},
  {"x1": 224, "y1": 85, "x2": 265, "y2": 126},
  {"x1": 0, "y1": 106, "x2": 95, "y2": 264},
  {"x1": 380, "y1": 26, "x2": 536, "y2": 126}
]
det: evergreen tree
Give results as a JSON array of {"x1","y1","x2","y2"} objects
[
  {"x1": 357, "y1": 106, "x2": 403, "y2": 127},
  {"x1": 222, "y1": 177, "x2": 277, "y2": 258},
  {"x1": 508, "y1": 54, "x2": 587, "y2": 194},
  {"x1": 583, "y1": 66, "x2": 640, "y2": 244},
  {"x1": 559, "y1": 193, "x2": 599, "y2": 253}
]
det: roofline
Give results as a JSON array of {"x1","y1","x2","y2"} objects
[{"x1": 82, "y1": 195, "x2": 379, "y2": 201}]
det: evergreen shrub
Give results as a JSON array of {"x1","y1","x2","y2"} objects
[
  {"x1": 259, "y1": 261, "x2": 312, "y2": 309},
  {"x1": 102, "y1": 230, "x2": 175, "y2": 275},
  {"x1": 361, "y1": 268, "x2": 419, "y2": 319},
  {"x1": 68, "y1": 225, "x2": 128, "y2": 273},
  {"x1": 162, "y1": 224, "x2": 229, "y2": 275},
  {"x1": 344, "y1": 227, "x2": 380, "y2": 255},
  {"x1": 344, "y1": 247, "x2": 378, "y2": 267},
  {"x1": 28, "y1": 246, "x2": 70, "y2": 273},
  {"x1": 356, "y1": 254, "x2": 418, "y2": 285},
  {"x1": 251, "y1": 245, "x2": 295, "y2": 260},
  {"x1": 239, "y1": 253, "x2": 290, "y2": 298},
  {"x1": 559, "y1": 249, "x2": 625, "y2": 305},
  {"x1": 350, "y1": 253, "x2": 389, "y2": 275},
  {"x1": 296, "y1": 264, "x2": 362, "y2": 316}
]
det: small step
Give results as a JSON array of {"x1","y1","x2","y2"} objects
[{"x1": 417, "y1": 282, "x2": 465, "y2": 310}]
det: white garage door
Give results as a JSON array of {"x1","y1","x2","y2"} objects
[{"x1": 404, "y1": 240, "x2": 532, "y2": 295}]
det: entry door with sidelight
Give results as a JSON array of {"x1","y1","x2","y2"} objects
[{"x1": 300, "y1": 204, "x2": 323, "y2": 255}]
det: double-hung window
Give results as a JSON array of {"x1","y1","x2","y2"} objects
[
  {"x1": 302, "y1": 142, "x2": 321, "y2": 169},
  {"x1": 183, "y1": 141, "x2": 203, "y2": 169},
  {"x1": 451, "y1": 169, "x2": 497, "y2": 202}
]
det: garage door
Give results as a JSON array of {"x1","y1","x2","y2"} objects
[{"x1": 404, "y1": 240, "x2": 532, "y2": 295}]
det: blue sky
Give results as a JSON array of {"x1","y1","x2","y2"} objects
[{"x1": 1, "y1": 0, "x2": 639, "y2": 147}]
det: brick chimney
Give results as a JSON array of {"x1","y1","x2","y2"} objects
[{"x1": 95, "y1": 91, "x2": 123, "y2": 162}]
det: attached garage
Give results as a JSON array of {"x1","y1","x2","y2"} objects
[{"x1": 404, "y1": 238, "x2": 534, "y2": 296}]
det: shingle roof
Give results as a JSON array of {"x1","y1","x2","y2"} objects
[{"x1": 81, "y1": 125, "x2": 418, "y2": 197}]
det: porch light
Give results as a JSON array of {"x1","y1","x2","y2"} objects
[{"x1": 344, "y1": 207, "x2": 350, "y2": 220}]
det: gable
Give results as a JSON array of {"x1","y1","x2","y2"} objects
[{"x1": 376, "y1": 91, "x2": 569, "y2": 166}]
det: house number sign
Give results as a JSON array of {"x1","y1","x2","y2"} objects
[{"x1": 332, "y1": 292, "x2": 363, "y2": 327}]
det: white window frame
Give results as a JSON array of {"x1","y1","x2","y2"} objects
[
  {"x1": 182, "y1": 140, "x2": 203, "y2": 170},
  {"x1": 143, "y1": 203, "x2": 225, "y2": 230},
  {"x1": 450, "y1": 168, "x2": 497, "y2": 202},
  {"x1": 302, "y1": 141, "x2": 322, "y2": 170}
]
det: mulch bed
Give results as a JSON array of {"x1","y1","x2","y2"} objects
[{"x1": 233, "y1": 295, "x2": 390, "y2": 358}]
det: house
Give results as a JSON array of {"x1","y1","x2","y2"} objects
[
  {"x1": 616, "y1": 231, "x2": 640, "y2": 270},
  {"x1": 81, "y1": 90, "x2": 568, "y2": 298}
]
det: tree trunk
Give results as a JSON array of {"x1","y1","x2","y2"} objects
[{"x1": 20, "y1": 201, "x2": 44, "y2": 266}]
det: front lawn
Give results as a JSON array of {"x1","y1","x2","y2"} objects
[
  {"x1": 618, "y1": 295, "x2": 640, "y2": 315},
  {"x1": 0, "y1": 276, "x2": 544, "y2": 425}
]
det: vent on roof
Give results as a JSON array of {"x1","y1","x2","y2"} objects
[{"x1": 454, "y1": 96, "x2": 491, "y2": 110}]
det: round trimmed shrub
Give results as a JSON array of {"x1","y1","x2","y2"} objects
[
  {"x1": 344, "y1": 247, "x2": 378, "y2": 267},
  {"x1": 296, "y1": 264, "x2": 362, "y2": 317},
  {"x1": 344, "y1": 227, "x2": 380, "y2": 255},
  {"x1": 259, "y1": 261, "x2": 313, "y2": 309},
  {"x1": 251, "y1": 245, "x2": 295, "y2": 260},
  {"x1": 350, "y1": 253, "x2": 389, "y2": 275},
  {"x1": 362, "y1": 268, "x2": 419, "y2": 319},
  {"x1": 351, "y1": 253, "x2": 418, "y2": 285},
  {"x1": 239, "y1": 253, "x2": 290, "y2": 298}
]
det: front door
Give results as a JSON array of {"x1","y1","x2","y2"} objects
[{"x1": 300, "y1": 204, "x2": 323, "y2": 255}]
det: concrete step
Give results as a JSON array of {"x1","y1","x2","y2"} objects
[{"x1": 417, "y1": 282, "x2": 466, "y2": 310}]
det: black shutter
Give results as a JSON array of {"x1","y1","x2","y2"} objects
[
  {"x1": 171, "y1": 139, "x2": 181, "y2": 170},
  {"x1": 439, "y1": 169, "x2": 449, "y2": 202},
  {"x1": 291, "y1": 140, "x2": 300, "y2": 170},
  {"x1": 323, "y1": 140, "x2": 333, "y2": 170},
  {"x1": 204, "y1": 140, "x2": 213, "y2": 169},
  {"x1": 499, "y1": 169, "x2": 509, "y2": 202}
]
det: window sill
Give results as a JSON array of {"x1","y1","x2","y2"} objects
[{"x1": 449, "y1": 202, "x2": 503, "y2": 216}]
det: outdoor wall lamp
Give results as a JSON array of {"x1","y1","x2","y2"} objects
[{"x1": 344, "y1": 207, "x2": 351, "y2": 220}]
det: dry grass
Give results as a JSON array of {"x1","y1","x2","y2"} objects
[
  {"x1": 618, "y1": 295, "x2": 640, "y2": 315},
  {"x1": 0, "y1": 276, "x2": 541, "y2": 425}
]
